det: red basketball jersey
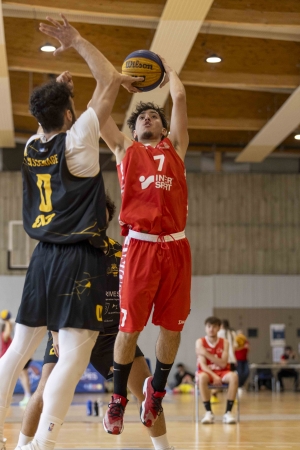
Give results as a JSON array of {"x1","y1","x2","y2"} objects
[
  {"x1": 197, "y1": 337, "x2": 230, "y2": 371},
  {"x1": 117, "y1": 138, "x2": 188, "y2": 236}
]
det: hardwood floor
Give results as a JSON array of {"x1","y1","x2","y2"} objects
[{"x1": 4, "y1": 390, "x2": 300, "y2": 449}]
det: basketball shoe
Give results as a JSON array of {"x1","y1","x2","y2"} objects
[
  {"x1": 201, "y1": 411, "x2": 214, "y2": 424},
  {"x1": 16, "y1": 441, "x2": 42, "y2": 449},
  {"x1": 103, "y1": 394, "x2": 128, "y2": 435},
  {"x1": 223, "y1": 411, "x2": 236, "y2": 424},
  {"x1": 140, "y1": 376, "x2": 166, "y2": 427},
  {"x1": 1, "y1": 438, "x2": 6, "y2": 450},
  {"x1": 19, "y1": 395, "x2": 31, "y2": 407}
]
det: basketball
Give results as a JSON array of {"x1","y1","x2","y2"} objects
[
  {"x1": 122, "y1": 50, "x2": 165, "y2": 92},
  {"x1": 236, "y1": 333, "x2": 247, "y2": 348},
  {"x1": 0, "y1": 309, "x2": 11, "y2": 321}
]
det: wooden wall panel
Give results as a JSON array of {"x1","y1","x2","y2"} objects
[
  {"x1": 186, "y1": 173, "x2": 300, "y2": 275},
  {"x1": 1, "y1": 171, "x2": 300, "y2": 275}
]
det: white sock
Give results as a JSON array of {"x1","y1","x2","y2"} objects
[
  {"x1": 34, "y1": 414, "x2": 63, "y2": 450},
  {"x1": 17, "y1": 432, "x2": 33, "y2": 447},
  {"x1": 0, "y1": 406, "x2": 8, "y2": 441},
  {"x1": 151, "y1": 434, "x2": 170, "y2": 450}
]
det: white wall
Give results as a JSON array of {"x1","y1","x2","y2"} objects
[{"x1": 1, "y1": 274, "x2": 299, "y2": 376}]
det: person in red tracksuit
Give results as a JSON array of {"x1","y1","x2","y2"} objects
[{"x1": 196, "y1": 316, "x2": 238, "y2": 424}]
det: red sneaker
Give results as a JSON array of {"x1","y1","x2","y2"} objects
[
  {"x1": 140, "y1": 376, "x2": 166, "y2": 427},
  {"x1": 103, "y1": 394, "x2": 128, "y2": 435}
]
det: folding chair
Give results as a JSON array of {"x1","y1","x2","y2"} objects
[{"x1": 194, "y1": 380, "x2": 240, "y2": 423}]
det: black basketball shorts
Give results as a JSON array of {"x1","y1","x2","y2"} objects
[
  {"x1": 16, "y1": 241, "x2": 107, "y2": 332},
  {"x1": 43, "y1": 332, "x2": 144, "y2": 380}
]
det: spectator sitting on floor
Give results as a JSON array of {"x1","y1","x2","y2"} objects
[
  {"x1": 277, "y1": 346, "x2": 299, "y2": 392},
  {"x1": 171, "y1": 363, "x2": 195, "y2": 393}
]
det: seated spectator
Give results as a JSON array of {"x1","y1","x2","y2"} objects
[
  {"x1": 196, "y1": 316, "x2": 238, "y2": 424},
  {"x1": 218, "y1": 320, "x2": 237, "y2": 371},
  {"x1": 235, "y1": 330, "x2": 250, "y2": 392},
  {"x1": 277, "y1": 346, "x2": 299, "y2": 392},
  {"x1": 171, "y1": 363, "x2": 195, "y2": 393},
  {"x1": 0, "y1": 314, "x2": 13, "y2": 358}
]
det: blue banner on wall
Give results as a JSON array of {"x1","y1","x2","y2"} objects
[{"x1": 14, "y1": 361, "x2": 105, "y2": 394}]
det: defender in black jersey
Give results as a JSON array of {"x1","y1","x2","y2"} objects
[
  {"x1": 0, "y1": 15, "x2": 142, "y2": 450},
  {"x1": 16, "y1": 236, "x2": 172, "y2": 450}
]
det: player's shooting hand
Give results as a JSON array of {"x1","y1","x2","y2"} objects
[
  {"x1": 51, "y1": 331, "x2": 59, "y2": 357},
  {"x1": 157, "y1": 55, "x2": 170, "y2": 88},
  {"x1": 56, "y1": 71, "x2": 74, "y2": 93},
  {"x1": 39, "y1": 14, "x2": 81, "y2": 56},
  {"x1": 120, "y1": 74, "x2": 144, "y2": 94}
]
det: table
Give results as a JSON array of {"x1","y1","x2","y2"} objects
[{"x1": 249, "y1": 363, "x2": 300, "y2": 392}]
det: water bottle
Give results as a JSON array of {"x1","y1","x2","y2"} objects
[
  {"x1": 86, "y1": 400, "x2": 92, "y2": 416},
  {"x1": 93, "y1": 400, "x2": 99, "y2": 416}
]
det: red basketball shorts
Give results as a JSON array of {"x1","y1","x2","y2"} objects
[
  {"x1": 119, "y1": 230, "x2": 191, "y2": 332},
  {"x1": 198, "y1": 369, "x2": 231, "y2": 384}
]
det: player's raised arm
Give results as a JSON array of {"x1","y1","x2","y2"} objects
[
  {"x1": 159, "y1": 57, "x2": 189, "y2": 160},
  {"x1": 39, "y1": 15, "x2": 140, "y2": 128},
  {"x1": 100, "y1": 116, "x2": 132, "y2": 164}
]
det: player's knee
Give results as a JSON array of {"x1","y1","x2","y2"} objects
[
  {"x1": 117, "y1": 330, "x2": 140, "y2": 345},
  {"x1": 160, "y1": 327, "x2": 181, "y2": 344},
  {"x1": 198, "y1": 372, "x2": 209, "y2": 385},
  {"x1": 229, "y1": 371, "x2": 238, "y2": 384}
]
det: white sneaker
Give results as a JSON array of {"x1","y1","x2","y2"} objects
[
  {"x1": 19, "y1": 396, "x2": 31, "y2": 407},
  {"x1": 19, "y1": 441, "x2": 42, "y2": 450},
  {"x1": 223, "y1": 411, "x2": 236, "y2": 424},
  {"x1": 201, "y1": 411, "x2": 214, "y2": 424},
  {"x1": 1, "y1": 438, "x2": 7, "y2": 450}
]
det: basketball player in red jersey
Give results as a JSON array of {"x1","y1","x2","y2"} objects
[
  {"x1": 101, "y1": 57, "x2": 191, "y2": 439},
  {"x1": 196, "y1": 317, "x2": 238, "y2": 424}
]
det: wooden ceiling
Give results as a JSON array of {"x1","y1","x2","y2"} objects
[{"x1": 2, "y1": 0, "x2": 300, "y2": 166}]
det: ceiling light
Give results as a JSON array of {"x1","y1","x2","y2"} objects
[
  {"x1": 40, "y1": 44, "x2": 56, "y2": 52},
  {"x1": 206, "y1": 55, "x2": 222, "y2": 64},
  {"x1": 294, "y1": 134, "x2": 300, "y2": 140}
]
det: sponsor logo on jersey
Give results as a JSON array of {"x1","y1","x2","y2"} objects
[
  {"x1": 139, "y1": 174, "x2": 173, "y2": 191},
  {"x1": 107, "y1": 263, "x2": 119, "y2": 277},
  {"x1": 178, "y1": 320, "x2": 185, "y2": 325},
  {"x1": 48, "y1": 423, "x2": 55, "y2": 432}
]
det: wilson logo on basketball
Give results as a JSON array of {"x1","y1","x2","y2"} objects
[
  {"x1": 125, "y1": 60, "x2": 153, "y2": 70},
  {"x1": 139, "y1": 174, "x2": 173, "y2": 191}
]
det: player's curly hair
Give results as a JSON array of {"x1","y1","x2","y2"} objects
[
  {"x1": 29, "y1": 81, "x2": 74, "y2": 133},
  {"x1": 106, "y1": 192, "x2": 116, "y2": 223},
  {"x1": 127, "y1": 101, "x2": 168, "y2": 134}
]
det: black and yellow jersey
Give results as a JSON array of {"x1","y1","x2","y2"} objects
[
  {"x1": 22, "y1": 133, "x2": 108, "y2": 249},
  {"x1": 103, "y1": 238, "x2": 122, "y2": 334}
]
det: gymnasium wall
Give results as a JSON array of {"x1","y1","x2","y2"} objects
[{"x1": 1, "y1": 171, "x2": 300, "y2": 275}]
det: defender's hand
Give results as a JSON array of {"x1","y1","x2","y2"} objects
[
  {"x1": 120, "y1": 74, "x2": 144, "y2": 93},
  {"x1": 56, "y1": 71, "x2": 74, "y2": 93},
  {"x1": 39, "y1": 14, "x2": 81, "y2": 56}
]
